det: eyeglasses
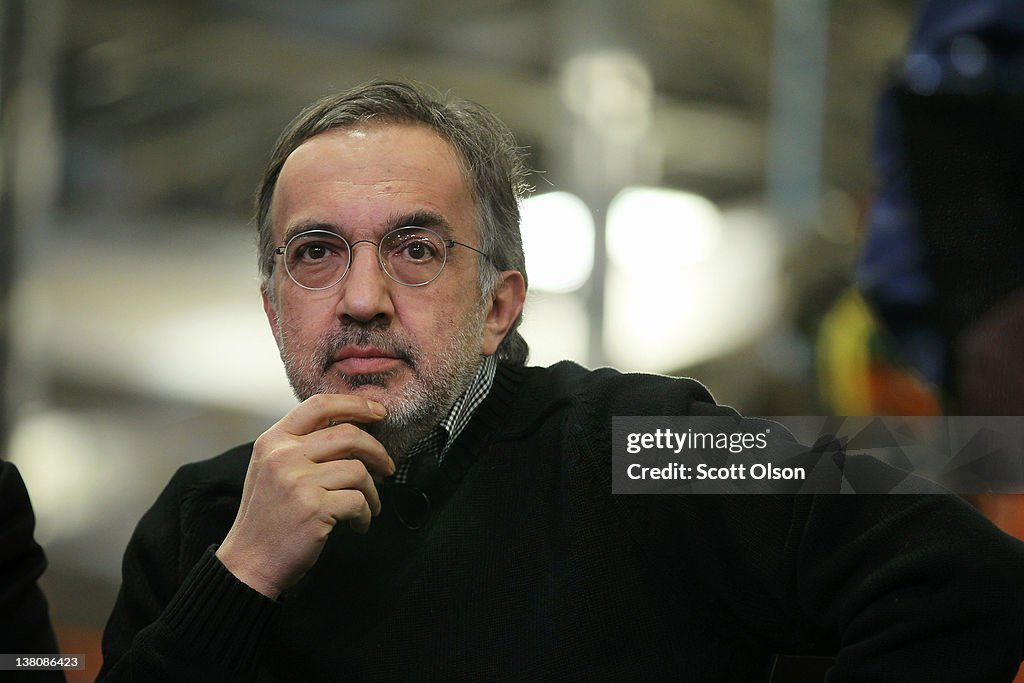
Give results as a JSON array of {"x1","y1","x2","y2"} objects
[{"x1": 273, "y1": 226, "x2": 490, "y2": 290}]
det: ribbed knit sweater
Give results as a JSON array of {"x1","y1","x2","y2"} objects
[{"x1": 99, "y1": 362, "x2": 1024, "y2": 681}]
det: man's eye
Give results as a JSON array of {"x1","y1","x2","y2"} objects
[
  {"x1": 306, "y1": 244, "x2": 328, "y2": 260},
  {"x1": 295, "y1": 242, "x2": 336, "y2": 261},
  {"x1": 399, "y1": 240, "x2": 437, "y2": 261}
]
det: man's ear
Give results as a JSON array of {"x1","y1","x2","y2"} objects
[
  {"x1": 482, "y1": 270, "x2": 526, "y2": 356},
  {"x1": 261, "y1": 283, "x2": 282, "y2": 349}
]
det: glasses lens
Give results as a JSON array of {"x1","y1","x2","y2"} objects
[
  {"x1": 284, "y1": 231, "x2": 349, "y2": 289},
  {"x1": 380, "y1": 228, "x2": 447, "y2": 285}
]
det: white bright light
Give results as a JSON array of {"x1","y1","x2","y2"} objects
[
  {"x1": 604, "y1": 207, "x2": 782, "y2": 372},
  {"x1": 521, "y1": 191, "x2": 594, "y2": 293},
  {"x1": 607, "y1": 186, "x2": 723, "y2": 271}
]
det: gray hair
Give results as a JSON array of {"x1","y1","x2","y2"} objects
[{"x1": 255, "y1": 80, "x2": 530, "y2": 366}]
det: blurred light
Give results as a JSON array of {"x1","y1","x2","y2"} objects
[
  {"x1": 37, "y1": 221, "x2": 297, "y2": 417},
  {"x1": 521, "y1": 191, "x2": 594, "y2": 293},
  {"x1": 561, "y1": 50, "x2": 653, "y2": 137},
  {"x1": 141, "y1": 305, "x2": 295, "y2": 413},
  {"x1": 950, "y1": 35, "x2": 988, "y2": 78},
  {"x1": 604, "y1": 207, "x2": 782, "y2": 372},
  {"x1": 518, "y1": 292, "x2": 589, "y2": 367},
  {"x1": 8, "y1": 410, "x2": 102, "y2": 543},
  {"x1": 904, "y1": 53, "x2": 942, "y2": 95},
  {"x1": 607, "y1": 186, "x2": 723, "y2": 271}
]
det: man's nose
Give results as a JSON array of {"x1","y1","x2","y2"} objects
[{"x1": 335, "y1": 242, "x2": 395, "y2": 323}]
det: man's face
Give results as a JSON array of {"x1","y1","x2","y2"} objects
[{"x1": 263, "y1": 123, "x2": 492, "y2": 455}]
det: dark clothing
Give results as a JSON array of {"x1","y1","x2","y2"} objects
[
  {"x1": 0, "y1": 461, "x2": 64, "y2": 681},
  {"x1": 100, "y1": 362, "x2": 1024, "y2": 681}
]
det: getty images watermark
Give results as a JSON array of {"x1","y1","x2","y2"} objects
[{"x1": 612, "y1": 416, "x2": 1024, "y2": 494}]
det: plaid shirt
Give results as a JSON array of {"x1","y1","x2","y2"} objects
[{"x1": 393, "y1": 354, "x2": 497, "y2": 484}]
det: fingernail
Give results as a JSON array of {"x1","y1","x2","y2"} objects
[{"x1": 368, "y1": 400, "x2": 387, "y2": 417}]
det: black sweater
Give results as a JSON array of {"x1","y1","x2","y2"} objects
[
  {"x1": 100, "y1": 362, "x2": 1024, "y2": 681},
  {"x1": 0, "y1": 461, "x2": 64, "y2": 682}
]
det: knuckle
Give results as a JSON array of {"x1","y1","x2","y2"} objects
[
  {"x1": 332, "y1": 422, "x2": 360, "y2": 440},
  {"x1": 263, "y1": 456, "x2": 302, "y2": 491},
  {"x1": 346, "y1": 490, "x2": 370, "y2": 516},
  {"x1": 294, "y1": 486, "x2": 322, "y2": 516},
  {"x1": 264, "y1": 446, "x2": 293, "y2": 470},
  {"x1": 254, "y1": 433, "x2": 296, "y2": 461},
  {"x1": 304, "y1": 393, "x2": 328, "y2": 409},
  {"x1": 252, "y1": 432, "x2": 275, "y2": 455},
  {"x1": 342, "y1": 458, "x2": 369, "y2": 476},
  {"x1": 331, "y1": 489, "x2": 359, "y2": 516}
]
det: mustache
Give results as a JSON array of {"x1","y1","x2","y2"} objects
[{"x1": 315, "y1": 323, "x2": 418, "y2": 371}]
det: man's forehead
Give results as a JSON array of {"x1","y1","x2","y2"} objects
[
  {"x1": 284, "y1": 122, "x2": 462, "y2": 176},
  {"x1": 271, "y1": 122, "x2": 478, "y2": 239}
]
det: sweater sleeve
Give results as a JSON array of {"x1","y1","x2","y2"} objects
[
  {"x1": 671, "y1": 487, "x2": 1024, "y2": 681},
  {"x1": 791, "y1": 494, "x2": 1024, "y2": 681},
  {"x1": 98, "y1": 469, "x2": 280, "y2": 682}
]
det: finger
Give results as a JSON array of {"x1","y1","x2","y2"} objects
[
  {"x1": 278, "y1": 393, "x2": 387, "y2": 435},
  {"x1": 324, "y1": 489, "x2": 373, "y2": 534},
  {"x1": 310, "y1": 459, "x2": 382, "y2": 517},
  {"x1": 299, "y1": 423, "x2": 395, "y2": 477}
]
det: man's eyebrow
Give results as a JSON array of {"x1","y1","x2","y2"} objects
[
  {"x1": 282, "y1": 221, "x2": 342, "y2": 243},
  {"x1": 281, "y1": 212, "x2": 456, "y2": 243},
  {"x1": 387, "y1": 210, "x2": 455, "y2": 239}
]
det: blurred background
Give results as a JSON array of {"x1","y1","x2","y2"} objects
[{"x1": 0, "y1": 0, "x2": 951, "y2": 678}]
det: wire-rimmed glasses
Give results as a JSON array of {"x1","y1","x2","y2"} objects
[{"x1": 273, "y1": 226, "x2": 490, "y2": 290}]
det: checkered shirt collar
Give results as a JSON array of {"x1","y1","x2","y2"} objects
[{"x1": 393, "y1": 354, "x2": 497, "y2": 484}]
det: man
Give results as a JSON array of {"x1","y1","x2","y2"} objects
[
  {"x1": 0, "y1": 460, "x2": 64, "y2": 682},
  {"x1": 99, "y1": 81, "x2": 1024, "y2": 681}
]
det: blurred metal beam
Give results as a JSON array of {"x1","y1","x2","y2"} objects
[
  {"x1": 767, "y1": 0, "x2": 829, "y2": 234},
  {"x1": 1, "y1": 0, "x2": 66, "y2": 441},
  {"x1": 0, "y1": 0, "x2": 17, "y2": 450}
]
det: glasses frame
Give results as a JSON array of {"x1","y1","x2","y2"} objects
[{"x1": 273, "y1": 226, "x2": 491, "y2": 290}]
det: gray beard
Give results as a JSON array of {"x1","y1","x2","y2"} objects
[{"x1": 277, "y1": 309, "x2": 486, "y2": 458}]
